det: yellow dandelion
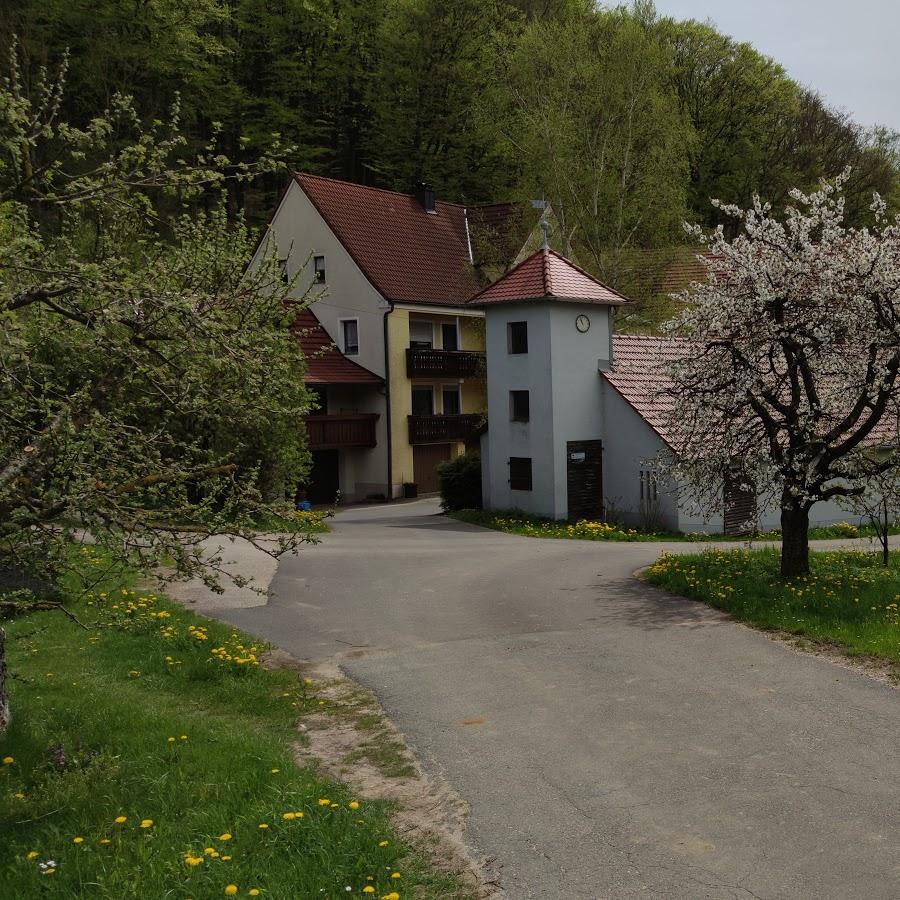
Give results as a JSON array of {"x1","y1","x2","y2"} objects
[
  {"x1": 258, "y1": 823, "x2": 269, "y2": 830},
  {"x1": 363, "y1": 888, "x2": 376, "y2": 895},
  {"x1": 140, "y1": 819, "x2": 153, "y2": 828},
  {"x1": 270, "y1": 768, "x2": 280, "y2": 774},
  {"x1": 14, "y1": 791, "x2": 25, "y2": 799},
  {"x1": 378, "y1": 840, "x2": 389, "y2": 847},
  {"x1": 249, "y1": 891, "x2": 260, "y2": 897},
  {"x1": 114, "y1": 816, "x2": 127, "y2": 824},
  {"x1": 26, "y1": 851, "x2": 39, "y2": 860},
  {"x1": 224, "y1": 885, "x2": 238, "y2": 896},
  {"x1": 180, "y1": 735, "x2": 188, "y2": 741},
  {"x1": 73, "y1": 836, "x2": 84, "y2": 844},
  {"x1": 205, "y1": 847, "x2": 217, "y2": 856},
  {"x1": 317, "y1": 798, "x2": 330, "y2": 806},
  {"x1": 222, "y1": 855, "x2": 232, "y2": 861},
  {"x1": 391, "y1": 872, "x2": 401, "y2": 879},
  {"x1": 2, "y1": 756, "x2": 13, "y2": 765},
  {"x1": 348, "y1": 801, "x2": 360, "y2": 810},
  {"x1": 167, "y1": 737, "x2": 176, "y2": 743},
  {"x1": 219, "y1": 833, "x2": 232, "y2": 841},
  {"x1": 282, "y1": 812, "x2": 296, "y2": 821}
]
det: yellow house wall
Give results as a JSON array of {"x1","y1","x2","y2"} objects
[{"x1": 388, "y1": 308, "x2": 486, "y2": 495}]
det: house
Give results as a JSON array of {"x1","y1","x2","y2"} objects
[
  {"x1": 256, "y1": 174, "x2": 538, "y2": 502},
  {"x1": 472, "y1": 244, "x2": 854, "y2": 534}
]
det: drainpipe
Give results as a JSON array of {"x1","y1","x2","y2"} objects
[{"x1": 383, "y1": 303, "x2": 394, "y2": 500}]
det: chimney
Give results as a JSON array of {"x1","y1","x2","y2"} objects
[{"x1": 414, "y1": 181, "x2": 436, "y2": 213}]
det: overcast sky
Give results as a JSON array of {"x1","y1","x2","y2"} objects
[{"x1": 652, "y1": 1, "x2": 900, "y2": 132}]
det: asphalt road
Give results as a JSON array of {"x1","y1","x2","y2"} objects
[{"x1": 213, "y1": 499, "x2": 900, "y2": 900}]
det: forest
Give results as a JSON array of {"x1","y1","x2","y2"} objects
[{"x1": 3, "y1": 0, "x2": 898, "y2": 309}]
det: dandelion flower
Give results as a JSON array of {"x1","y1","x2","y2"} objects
[
  {"x1": 391, "y1": 872, "x2": 401, "y2": 878},
  {"x1": 348, "y1": 801, "x2": 360, "y2": 810},
  {"x1": 26, "y1": 851, "x2": 39, "y2": 860},
  {"x1": 222, "y1": 855, "x2": 232, "y2": 861},
  {"x1": 282, "y1": 812, "x2": 296, "y2": 821},
  {"x1": 363, "y1": 888, "x2": 375, "y2": 894},
  {"x1": 167, "y1": 737, "x2": 176, "y2": 743},
  {"x1": 224, "y1": 885, "x2": 238, "y2": 895},
  {"x1": 318, "y1": 798, "x2": 330, "y2": 806},
  {"x1": 114, "y1": 816, "x2": 127, "y2": 824},
  {"x1": 14, "y1": 792, "x2": 25, "y2": 799},
  {"x1": 258, "y1": 823, "x2": 269, "y2": 830},
  {"x1": 72, "y1": 837, "x2": 84, "y2": 844},
  {"x1": 249, "y1": 891, "x2": 260, "y2": 897},
  {"x1": 2, "y1": 756, "x2": 13, "y2": 765},
  {"x1": 180, "y1": 735, "x2": 188, "y2": 741},
  {"x1": 99, "y1": 839, "x2": 111, "y2": 845},
  {"x1": 382, "y1": 893, "x2": 400, "y2": 900},
  {"x1": 140, "y1": 819, "x2": 153, "y2": 829},
  {"x1": 219, "y1": 833, "x2": 232, "y2": 841},
  {"x1": 270, "y1": 768, "x2": 280, "y2": 774},
  {"x1": 378, "y1": 840, "x2": 389, "y2": 847}
]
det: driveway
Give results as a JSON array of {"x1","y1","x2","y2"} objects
[{"x1": 211, "y1": 499, "x2": 900, "y2": 900}]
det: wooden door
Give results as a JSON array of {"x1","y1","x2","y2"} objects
[
  {"x1": 306, "y1": 450, "x2": 340, "y2": 505},
  {"x1": 723, "y1": 466, "x2": 756, "y2": 535},
  {"x1": 413, "y1": 443, "x2": 451, "y2": 494},
  {"x1": 566, "y1": 440, "x2": 603, "y2": 521}
]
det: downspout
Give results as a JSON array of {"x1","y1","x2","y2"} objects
[{"x1": 383, "y1": 303, "x2": 395, "y2": 500}]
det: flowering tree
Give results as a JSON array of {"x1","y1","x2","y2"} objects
[
  {"x1": 0, "y1": 48, "x2": 317, "y2": 729},
  {"x1": 663, "y1": 172, "x2": 900, "y2": 578}
]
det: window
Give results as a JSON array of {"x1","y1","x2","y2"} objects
[
  {"x1": 409, "y1": 319, "x2": 434, "y2": 350},
  {"x1": 313, "y1": 255, "x2": 326, "y2": 283},
  {"x1": 341, "y1": 319, "x2": 359, "y2": 356},
  {"x1": 510, "y1": 390, "x2": 530, "y2": 422},
  {"x1": 639, "y1": 469, "x2": 658, "y2": 503},
  {"x1": 441, "y1": 322, "x2": 459, "y2": 351},
  {"x1": 442, "y1": 386, "x2": 461, "y2": 415},
  {"x1": 508, "y1": 321, "x2": 528, "y2": 354},
  {"x1": 277, "y1": 258, "x2": 289, "y2": 283},
  {"x1": 509, "y1": 457, "x2": 533, "y2": 491},
  {"x1": 411, "y1": 386, "x2": 434, "y2": 416}
]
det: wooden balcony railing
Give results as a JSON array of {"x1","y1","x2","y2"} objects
[
  {"x1": 406, "y1": 348, "x2": 485, "y2": 379},
  {"x1": 305, "y1": 414, "x2": 379, "y2": 450},
  {"x1": 408, "y1": 414, "x2": 481, "y2": 445}
]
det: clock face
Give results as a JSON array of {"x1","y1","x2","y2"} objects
[{"x1": 575, "y1": 314, "x2": 591, "y2": 333}]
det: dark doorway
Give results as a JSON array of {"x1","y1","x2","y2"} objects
[
  {"x1": 413, "y1": 443, "x2": 451, "y2": 494},
  {"x1": 566, "y1": 440, "x2": 603, "y2": 521},
  {"x1": 307, "y1": 449, "x2": 340, "y2": 505},
  {"x1": 724, "y1": 466, "x2": 756, "y2": 535}
]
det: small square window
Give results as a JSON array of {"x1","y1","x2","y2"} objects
[
  {"x1": 508, "y1": 321, "x2": 528, "y2": 354},
  {"x1": 341, "y1": 319, "x2": 359, "y2": 356},
  {"x1": 313, "y1": 255, "x2": 326, "y2": 283},
  {"x1": 509, "y1": 457, "x2": 532, "y2": 491},
  {"x1": 510, "y1": 390, "x2": 530, "y2": 422}
]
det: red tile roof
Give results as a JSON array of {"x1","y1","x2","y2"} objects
[
  {"x1": 468, "y1": 248, "x2": 630, "y2": 306},
  {"x1": 602, "y1": 335, "x2": 682, "y2": 448},
  {"x1": 603, "y1": 334, "x2": 900, "y2": 451},
  {"x1": 292, "y1": 308, "x2": 382, "y2": 385},
  {"x1": 294, "y1": 174, "x2": 482, "y2": 306}
]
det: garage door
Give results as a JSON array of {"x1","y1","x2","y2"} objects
[{"x1": 413, "y1": 443, "x2": 451, "y2": 494}]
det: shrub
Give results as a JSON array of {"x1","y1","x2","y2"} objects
[{"x1": 438, "y1": 454, "x2": 482, "y2": 511}]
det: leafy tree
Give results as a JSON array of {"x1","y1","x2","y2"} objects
[
  {"x1": 0, "y1": 50, "x2": 319, "y2": 725},
  {"x1": 662, "y1": 173, "x2": 900, "y2": 578},
  {"x1": 492, "y1": 3, "x2": 691, "y2": 282}
]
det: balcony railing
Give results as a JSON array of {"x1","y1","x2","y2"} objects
[
  {"x1": 408, "y1": 414, "x2": 481, "y2": 445},
  {"x1": 305, "y1": 414, "x2": 379, "y2": 450},
  {"x1": 406, "y1": 348, "x2": 485, "y2": 379}
]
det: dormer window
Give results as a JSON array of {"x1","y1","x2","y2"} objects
[{"x1": 313, "y1": 255, "x2": 326, "y2": 284}]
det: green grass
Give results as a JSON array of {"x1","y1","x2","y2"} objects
[
  {"x1": 450, "y1": 508, "x2": 888, "y2": 543},
  {"x1": 250, "y1": 506, "x2": 331, "y2": 534},
  {"x1": 0, "y1": 548, "x2": 463, "y2": 898},
  {"x1": 643, "y1": 547, "x2": 900, "y2": 666}
]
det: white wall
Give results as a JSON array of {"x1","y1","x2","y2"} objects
[
  {"x1": 256, "y1": 180, "x2": 391, "y2": 500},
  {"x1": 484, "y1": 300, "x2": 613, "y2": 519}
]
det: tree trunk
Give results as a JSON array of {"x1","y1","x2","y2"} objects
[
  {"x1": 0, "y1": 628, "x2": 9, "y2": 736},
  {"x1": 780, "y1": 503, "x2": 810, "y2": 578}
]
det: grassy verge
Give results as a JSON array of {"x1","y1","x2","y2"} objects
[
  {"x1": 450, "y1": 508, "x2": 888, "y2": 543},
  {"x1": 643, "y1": 547, "x2": 900, "y2": 667},
  {"x1": 0, "y1": 549, "x2": 463, "y2": 898},
  {"x1": 250, "y1": 506, "x2": 331, "y2": 533}
]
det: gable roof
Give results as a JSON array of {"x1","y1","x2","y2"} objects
[
  {"x1": 603, "y1": 334, "x2": 900, "y2": 452},
  {"x1": 294, "y1": 174, "x2": 483, "y2": 306},
  {"x1": 602, "y1": 335, "x2": 682, "y2": 448},
  {"x1": 292, "y1": 308, "x2": 383, "y2": 385},
  {"x1": 468, "y1": 247, "x2": 630, "y2": 307}
]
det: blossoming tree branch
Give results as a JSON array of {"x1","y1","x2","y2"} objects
[{"x1": 663, "y1": 172, "x2": 900, "y2": 578}]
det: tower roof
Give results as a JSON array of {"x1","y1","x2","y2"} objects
[{"x1": 468, "y1": 247, "x2": 630, "y2": 307}]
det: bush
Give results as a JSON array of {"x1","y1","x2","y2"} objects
[{"x1": 438, "y1": 454, "x2": 482, "y2": 511}]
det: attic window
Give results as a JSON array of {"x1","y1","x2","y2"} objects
[{"x1": 313, "y1": 255, "x2": 326, "y2": 284}]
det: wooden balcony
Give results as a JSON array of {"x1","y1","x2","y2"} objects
[
  {"x1": 408, "y1": 414, "x2": 481, "y2": 445},
  {"x1": 406, "y1": 348, "x2": 485, "y2": 379},
  {"x1": 305, "y1": 414, "x2": 379, "y2": 450}
]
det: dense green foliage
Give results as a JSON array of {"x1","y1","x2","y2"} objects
[
  {"x1": 644, "y1": 548, "x2": 900, "y2": 667},
  {"x1": 2, "y1": 0, "x2": 896, "y2": 255},
  {"x1": 0, "y1": 549, "x2": 463, "y2": 897},
  {"x1": 437, "y1": 453, "x2": 482, "y2": 511}
]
